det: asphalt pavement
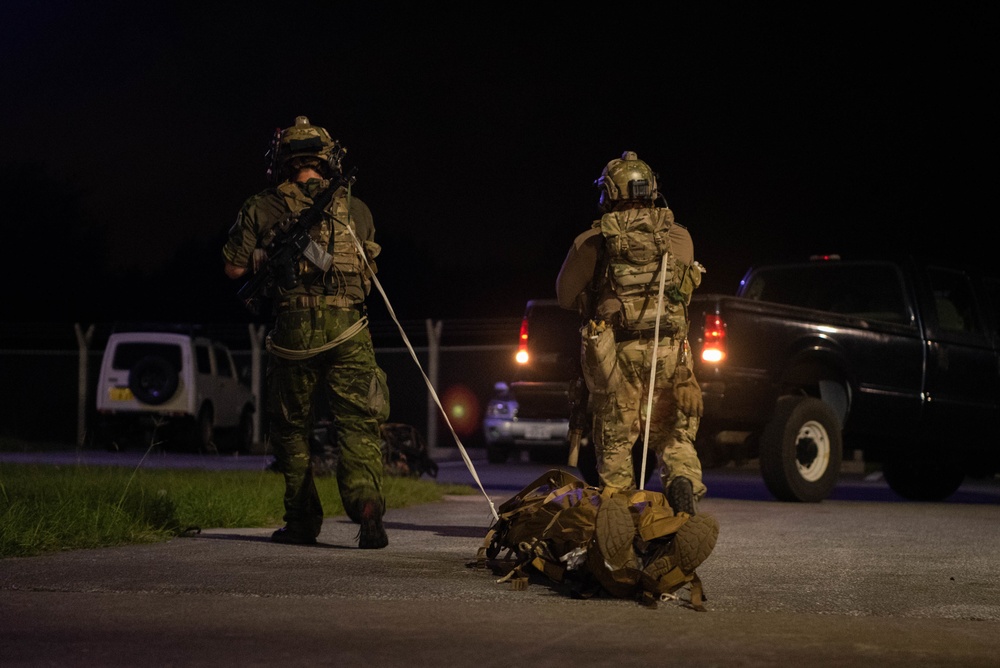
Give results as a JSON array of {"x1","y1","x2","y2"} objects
[{"x1": 2, "y1": 448, "x2": 1000, "y2": 667}]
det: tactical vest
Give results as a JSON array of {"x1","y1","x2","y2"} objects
[
  {"x1": 595, "y1": 207, "x2": 702, "y2": 337},
  {"x1": 269, "y1": 180, "x2": 372, "y2": 303}
]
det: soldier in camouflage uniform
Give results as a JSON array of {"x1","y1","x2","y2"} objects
[
  {"x1": 223, "y1": 116, "x2": 390, "y2": 548},
  {"x1": 556, "y1": 151, "x2": 706, "y2": 515}
]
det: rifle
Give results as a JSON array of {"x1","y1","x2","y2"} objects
[
  {"x1": 237, "y1": 149, "x2": 355, "y2": 315},
  {"x1": 566, "y1": 375, "x2": 589, "y2": 467}
]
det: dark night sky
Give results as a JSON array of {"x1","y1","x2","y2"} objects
[{"x1": 1, "y1": 3, "x2": 993, "y2": 324}]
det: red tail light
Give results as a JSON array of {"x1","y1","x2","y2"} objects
[
  {"x1": 515, "y1": 316, "x2": 530, "y2": 364},
  {"x1": 701, "y1": 313, "x2": 727, "y2": 363}
]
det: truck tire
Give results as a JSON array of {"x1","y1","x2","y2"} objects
[
  {"x1": 882, "y1": 448, "x2": 964, "y2": 501},
  {"x1": 759, "y1": 396, "x2": 842, "y2": 502}
]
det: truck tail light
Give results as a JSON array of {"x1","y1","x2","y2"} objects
[
  {"x1": 515, "y1": 316, "x2": 530, "y2": 364},
  {"x1": 701, "y1": 313, "x2": 727, "y2": 364}
]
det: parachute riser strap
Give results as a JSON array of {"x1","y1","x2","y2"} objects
[
  {"x1": 639, "y1": 251, "x2": 669, "y2": 490},
  {"x1": 632, "y1": 230, "x2": 669, "y2": 325}
]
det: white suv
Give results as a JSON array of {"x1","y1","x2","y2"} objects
[{"x1": 94, "y1": 331, "x2": 256, "y2": 453}]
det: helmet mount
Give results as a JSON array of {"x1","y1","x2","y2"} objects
[
  {"x1": 265, "y1": 116, "x2": 346, "y2": 184},
  {"x1": 595, "y1": 150, "x2": 660, "y2": 213}
]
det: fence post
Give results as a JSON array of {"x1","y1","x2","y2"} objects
[
  {"x1": 425, "y1": 319, "x2": 442, "y2": 450},
  {"x1": 74, "y1": 323, "x2": 95, "y2": 448}
]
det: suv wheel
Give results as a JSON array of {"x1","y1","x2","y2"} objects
[
  {"x1": 233, "y1": 405, "x2": 254, "y2": 455},
  {"x1": 191, "y1": 404, "x2": 216, "y2": 454},
  {"x1": 128, "y1": 356, "x2": 179, "y2": 405}
]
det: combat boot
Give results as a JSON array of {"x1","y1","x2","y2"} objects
[
  {"x1": 357, "y1": 500, "x2": 388, "y2": 549},
  {"x1": 667, "y1": 477, "x2": 696, "y2": 516},
  {"x1": 271, "y1": 525, "x2": 318, "y2": 545}
]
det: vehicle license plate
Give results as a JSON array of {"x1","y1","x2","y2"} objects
[
  {"x1": 525, "y1": 425, "x2": 547, "y2": 440},
  {"x1": 109, "y1": 387, "x2": 134, "y2": 401}
]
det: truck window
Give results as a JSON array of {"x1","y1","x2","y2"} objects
[
  {"x1": 195, "y1": 344, "x2": 212, "y2": 375},
  {"x1": 743, "y1": 262, "x2": 909, "y2": 324},
  {"x1": 215, "y1": 345, "x2": 233, "y2": 379},
  {"x1": 927, "y1": 267, "x2": 980, "y2": 334},
  {"x1": 111, "y1": 343, "x2": 182, "y2": 371}
]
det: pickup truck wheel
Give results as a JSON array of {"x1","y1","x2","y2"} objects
[
  {"x1": 882, "y1": 449, "x2": 964, "y2": 501},
  {"x1": 759, "y1": 396, "x2": 842, "y2": 502},
  {"x1": 128, "y1": 356, "x2": 179, "y2": 406},
  {"x1": 486, "y1": 442, "x2": 511, "y2": 464}
]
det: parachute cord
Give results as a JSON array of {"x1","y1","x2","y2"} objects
[
  {"x1": 342, "y1": 196, "x2": 499, "y2": 520},
  {"x1": 265, "y1": 316, "x2": 368, "y2": 360},
  {"x1": 640, "y1": 252, "x2": 669, "y2": 491}
]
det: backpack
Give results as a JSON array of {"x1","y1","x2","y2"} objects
[
  {"x1": 308, "y1": 421, "x2": 438, "y2": 479},
  {"x1": 379, "y1": 422, "x2": 439, "y2": 479},
  {"x1": 595, "y1": 207, "x2": 703, "y2": 336},
  {"x1": 470, "y1": 469, "x2": 719, "y2": 610}
]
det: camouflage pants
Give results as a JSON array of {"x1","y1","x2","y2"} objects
[
  {"x1": 590, "y1": 336, "x2": 706, "y2": 498},
  {"x1": 265, "y1": 306, "x2": 390, "y2": 533}
]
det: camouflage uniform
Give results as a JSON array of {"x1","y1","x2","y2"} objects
[
  {"x1": 223, "y1": 124, "x2": 390, "y2": 544},
  {"x1": 591, "y1": 336, "x2": 705, "y2": 497},
  {"x1": 556, "y1": 151, "x2": 706, "y2": 510}
]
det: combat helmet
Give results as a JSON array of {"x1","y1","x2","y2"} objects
[
  {"x1": 595, "y1": 151, "x2": 658, "y2": 212},
  {"x1": 266, "y1": 116, "x2": 345, "y2": 183}
]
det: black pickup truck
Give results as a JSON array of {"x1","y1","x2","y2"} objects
[{"x1": 689, "y1": 255, "x2": 1000, "y2": 502}]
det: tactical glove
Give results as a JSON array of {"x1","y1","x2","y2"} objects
[{"x1": 673, "y1": 366, "x2": 704, "y2": 417}]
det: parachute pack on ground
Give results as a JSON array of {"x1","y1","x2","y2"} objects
[
  {"x1": 379, "y1": 422, "x2": 439, "y2": 479},
  {"x1": 469, "y1": 469, "x2": 719, "y2": 610},
  {"x1": 309, "y1": 421, "x2": 438, "y2": 479}
]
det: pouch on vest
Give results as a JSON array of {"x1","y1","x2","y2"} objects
[{"x1": 580, "y1": 320, "x2": 620, "y2": 394}]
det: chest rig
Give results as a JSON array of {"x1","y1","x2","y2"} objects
[{"x1": 270, "y1": 180, "x2": 368, "y2": 300}]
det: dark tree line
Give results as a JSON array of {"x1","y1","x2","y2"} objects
[
  {"x1": 1, "y1": 160, "x2": 569, "y2": 330},
  {"x1": 2, "y1": 163, "x2": 254, "y2": 327}
]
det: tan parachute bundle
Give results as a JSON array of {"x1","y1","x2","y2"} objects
[{"x1": 469, "y1": 469, "x2": 719, "y2": 610}]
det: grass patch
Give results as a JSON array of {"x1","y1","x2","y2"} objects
[{"x1": 0, "y1": 463, "x2": 475, "y2": 558}]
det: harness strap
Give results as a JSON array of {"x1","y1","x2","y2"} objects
[
  {"x1": 266, "y1": 316, "x2": 368, "y2": 360},
  {"x1": 614, "y1": 325, "x2": 675, "y2": 342},
  {"x1": 276, "y1": 294, "x2": 358, "y2": 310}
]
